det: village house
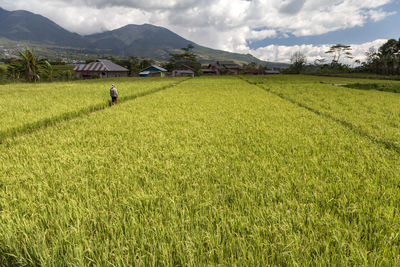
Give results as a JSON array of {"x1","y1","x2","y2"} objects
[
  {"x1": 265, "y1": 69, "x2": 281, "y2": 74},
  {"x1": 201, "y1": 64, "x2": 219, "y2": 75},
  {"x1": 243, "y1": 69, "x2": 265, "y2": 75},
  {"x1": 201, "y1": 61, "x2": 243, "y2": 75},
  {"x1": 217, "y1": 61, "x2": 243, "y2": 75},
  {"x1": 73, "y1": 59, "x2": 128, "y2": 79},
  {"x1": 172, "y1": 64, "x2": 195, "y2": 77},
  {"x1": 139, "y1": 65, "x2": 167, "y2": 77}
]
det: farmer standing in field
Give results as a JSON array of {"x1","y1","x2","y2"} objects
[{"x1": 110, "y1": 84, "x2": 118, "y2": 105}]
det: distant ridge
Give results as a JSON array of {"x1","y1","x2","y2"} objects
[
  {"x1": 0, "y1": 7, "x2": 87, "y2": 47},
  {"x1": 0, "y1": 7, "x2": 288, "y2": 67}
]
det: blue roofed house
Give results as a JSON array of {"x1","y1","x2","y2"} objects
[{"x1": 139, "y1": 65, "x2": 167, "y2": 77}]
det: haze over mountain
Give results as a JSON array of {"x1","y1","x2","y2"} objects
[{"x1": 0, "y1": 7, "x2": 286, "y2": 66}]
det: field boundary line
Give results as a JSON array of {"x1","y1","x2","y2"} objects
[
  {"x1": 0, "y1": 78, "x2": 189, "y2": 144},
  {"x1": 239, "y1": 76, "x2": 400, "y2": 155}
]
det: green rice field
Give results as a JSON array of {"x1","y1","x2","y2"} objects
[
  {"x1": 0, "y1": 77, "x2": 185, "y2": 141},
  {"x1": 1, "y1": 75, "x2": 400, "y2": 265}
]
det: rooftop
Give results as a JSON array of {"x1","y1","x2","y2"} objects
[{"x1": 73, "y1": 59, "x2": 128, "y2": 72}]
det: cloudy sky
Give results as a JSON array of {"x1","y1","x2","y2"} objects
[{"x1": 1, "y1": 0, "x2": 399, "y2": 63}]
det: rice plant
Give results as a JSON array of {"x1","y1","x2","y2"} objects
[{"x1": 0, "y1": 76, "x2": 399, "y2": 265}]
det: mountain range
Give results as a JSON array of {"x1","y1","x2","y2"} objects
[{"x1": 0, "y1": 7, "x2": 287, "y2": 67}]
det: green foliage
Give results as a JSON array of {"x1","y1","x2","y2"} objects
[
  {"x1": 6, "y1": 46, "x2": 53, "y2": 82},
  {"x1": 61, "y1": 70, "x2": 74, "y2": 81},
  {"x1": 41, "y1": 60, "x2": 54, "y2": 81},
  {"x1": 302, "y1": 44, "x2": 354, "y2": 74},
  {"x1": 164, "y1": 44, "x2": 201, "y2": 72},
  {"x1": 0, "y1": 65, "x2": 7, "y2": 84},
  {"x1": 325, "y1": 44, "x2": 353, "y2": 66},
  {"x1": 109, "y1": 57, "x2": 155, "y2": 75},
  {"x1": 0, "y1": 76, "x2": 400, "y2": 265},
  {"x1": 343, "y1": 82, "x2": 400, "y2": 93},
  {"x1": 358, "y1": 39, "x2": 400, "y2": 75},
  {"x1": 242, "y1": 61, "x2": 269, "y2": 71},
  {"x1": 285, "y1": 51, "x2": 307, "y2": 74}
]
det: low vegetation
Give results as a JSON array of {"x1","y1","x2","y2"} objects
[
  {"x1": 0, "y1": 64, "x2": 7, "y2": 84},
  {"x1": 0, "y1": 77, "x2": 186, "y2": 142},
  {"x1": 343, "y1": 82, "x2": 400, "y2": 93},
  {"x1": 242, "y1": 75, "x2": 400, "y2": 150},
  {"x1": 1, "y1": 76, "x2": 400, "y2": 265}
]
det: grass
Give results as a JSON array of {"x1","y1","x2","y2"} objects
[
  {"x1": 0, "y1": 77, "x2": 186, "y2": 142},
  {"x1": 242, "y1": 75, "x2": 400, "y2": 150},
  {"x1": 343, "y1": 82, "x2": 400, "y2": 93},
  {"x1": 308, "y1": 72, "x2": 400, "y2": 81},
  {"x1": 0, "y1": 76, "x2": 400, "y2": 265}
]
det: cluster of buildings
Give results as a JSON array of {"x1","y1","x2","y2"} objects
[{"x1": 73, "y1": 59, "x2": 279, "y2": 79}]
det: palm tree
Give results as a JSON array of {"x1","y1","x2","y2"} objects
[
  {"x1": 7, "y1": 46, "x2": 52, "y2": 82},
  {"x1": 18, "y1": 46, "x2": 41, "y2": 82},
  {"x1": 41, "y1": 60, "x2": 54, "y2": 82}
]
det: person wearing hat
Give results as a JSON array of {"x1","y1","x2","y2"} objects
[{"x1": 110, "y1": 84, "x2": 118, "y2": 105}]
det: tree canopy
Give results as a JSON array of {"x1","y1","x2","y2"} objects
[
  {"x1": 287, "y1": 51, "x2": 307, "y2": 74},
  {"x1": 7, "y1": 46, "x2": 51, "y2": 82},
  {"x1": 325, "y1": 44, "x2": 353, "y2": 66},
  {"x1": 359, "y1": 39, "x2": 400, "y2": 75},
  {"x1": 164, "y1": 44, "x2": 201, "y2": 73}
]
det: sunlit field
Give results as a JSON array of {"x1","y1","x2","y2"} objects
[
  {"x1": 0, "y1": 77, "x2": 185, "y2": 141},
  {"x1": 1, "y1": 76, "x2": 399, "y2": 265},
  {"x1": 242, "y1": 75, "x2": 400, "y2": 150}
]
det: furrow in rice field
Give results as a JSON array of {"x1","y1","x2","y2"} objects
[{"x1": 1, "y1": 76, "x2": 399, "y2": 265}]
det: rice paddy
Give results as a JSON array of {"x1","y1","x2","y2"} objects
[{"x1": 0, "y1": 75, "x2": 399, "y2": 265}]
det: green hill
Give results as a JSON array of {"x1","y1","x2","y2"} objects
[{"x1": 0, "y1": 7, "x2": 287, "y2": 67}]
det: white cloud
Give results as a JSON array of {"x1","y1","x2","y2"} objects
[
  {"x1": 250, "y1": 39, "x2": 388, "y2": 64},
  {"x1": 0, "y1": 0, "x2": 395, "y2": 62},
  {"x1": 248, "y1": 29, "x2": 277, "y2": 41},
  {"x1": 367, "y1": 8, "x2": 396, "y2": 21}
]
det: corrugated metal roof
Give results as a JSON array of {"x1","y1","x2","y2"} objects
[
  {"x1": 223, "y1": 64, "x2": 241, "y2": 69},
  {"x1": 98, "y1": 59, "x2": 129, "y2": 72},
  {"x1": 265, "y1": 70, "x2": 280, "y2": 74},
  {"x1": 141, "y1": 65, "x2": 167, "y2": 72},
  {"x1": 174, "y1": 70, "x2": 194, "y2": 73},
  {"x1": 73, "y1": 59, "x2": 128, "y2": 72}
]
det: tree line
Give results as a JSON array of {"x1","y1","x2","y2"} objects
[
  {"x1": 2, "y1": 38, "x2": 400, "y2": 83},
  {"x1": 288, "y1": 38, "x2": 400, "y2": 75},
  {"x1": 361, "y1": 39, "x2": 400, "y2": 75}
]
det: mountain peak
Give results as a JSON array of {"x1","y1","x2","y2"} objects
[
  {"x1": 0, "y1": 7, "x2": 85, "y2": 46},
  {"x1": 0, "y1": 7, "x2": 286, "y2": 66}
]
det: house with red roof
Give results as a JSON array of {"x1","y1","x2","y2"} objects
[{"x1": 74, "y1": 59, "x2": 129, "y2": 79}]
